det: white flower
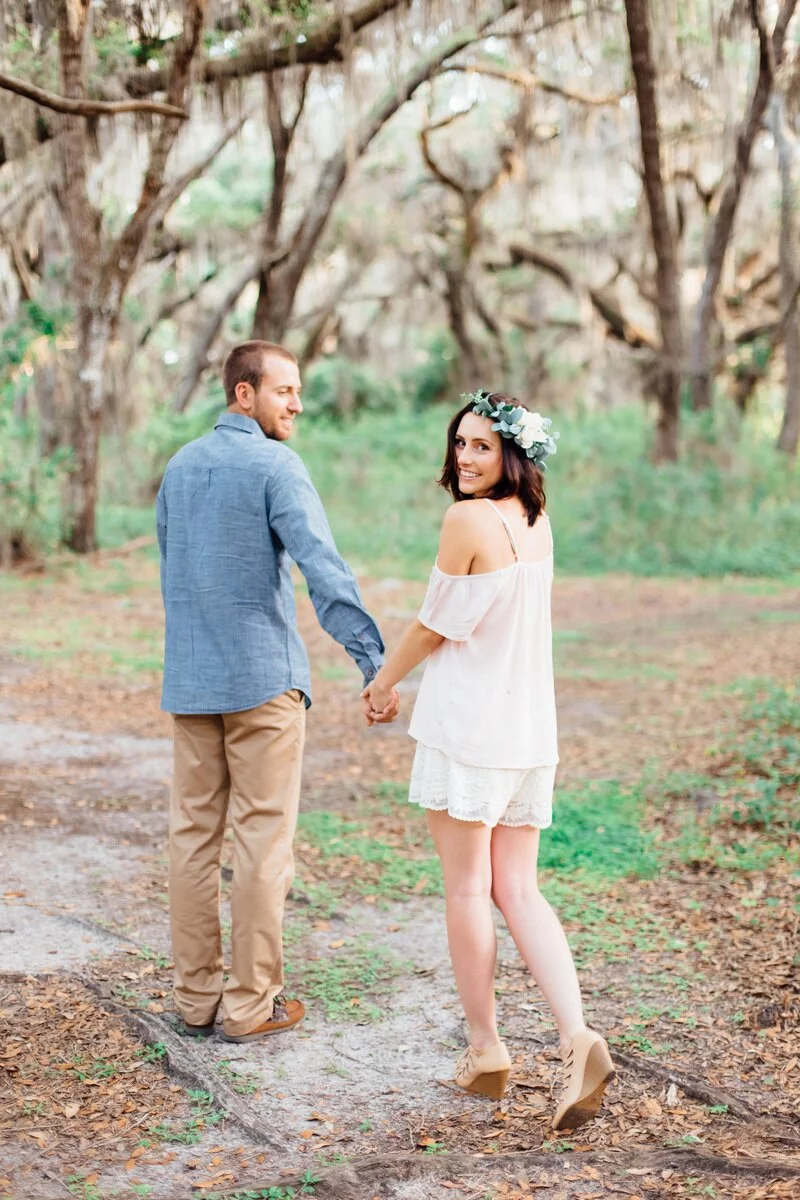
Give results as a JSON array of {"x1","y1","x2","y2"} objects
[{"x1": 518, "y1": 410, "x2": 549, "y2": 444}]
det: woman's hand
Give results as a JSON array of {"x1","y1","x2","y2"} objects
[{"x1": 361, "y1": 675, "x2": 400, "y2": 725}]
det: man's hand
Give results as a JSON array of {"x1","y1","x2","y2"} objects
[{"x1": 361, "y1": 682, "x2": 400, "y2": 726}]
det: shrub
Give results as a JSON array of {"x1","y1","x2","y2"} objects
[{"x1": 302, "y1": 357, "x2": 400, "y2": 419}]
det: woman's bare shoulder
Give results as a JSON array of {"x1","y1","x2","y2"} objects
[{"x1": 441, "y1": 500, "x2": 489, "y2": 530}]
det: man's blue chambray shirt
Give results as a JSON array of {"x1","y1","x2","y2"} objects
[{"x1": 156, "y1": 411, "x2": 384, "y2": 715}]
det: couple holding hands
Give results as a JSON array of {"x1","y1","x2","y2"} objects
[{"x1": 156, "y1": 340, "x2": 614, "y2": 1132}]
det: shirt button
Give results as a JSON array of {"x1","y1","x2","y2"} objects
[{"x1": 366, "y1": 668, "x2": 375, "y2": 677}]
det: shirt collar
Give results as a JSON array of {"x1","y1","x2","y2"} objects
[{"x1": 214, "y1": 411, "x2": 265, "y2": 437}]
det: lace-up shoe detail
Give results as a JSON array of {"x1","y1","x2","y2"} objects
[
  {"x1": 553, "y1": 1029, "x2": 614, "y2": 1129},
  {"x1": 454, "y1": 1040, "x2": 511, "y2": 1100}
]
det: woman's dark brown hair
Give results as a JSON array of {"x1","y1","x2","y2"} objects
[{"x1": 438, "y1": 394, "x2": 546, "y2": 526}]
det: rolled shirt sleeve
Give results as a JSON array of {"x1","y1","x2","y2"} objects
[
  {"x1": 266, "y1": 456, "x2": 384, "y2": 683},
  {"x1": 156, "y1": 482, "x2": 168, "y2": 606}
]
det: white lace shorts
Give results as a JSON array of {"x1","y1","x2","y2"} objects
[{"x1": 408, "y1": 743, "x2": 555, "y2": 829}]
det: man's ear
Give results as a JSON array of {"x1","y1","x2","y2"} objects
[{"x1": 235, "y1": 381, "x2": 253, "y2": 410}]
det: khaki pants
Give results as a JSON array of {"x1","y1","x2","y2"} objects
[{"x1": 169, "y1": 690, "x2": 306, "y2": 1036}]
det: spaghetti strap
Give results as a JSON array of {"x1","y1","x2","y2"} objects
[{"x1": 483, "y1": 498, "x2": 519, "y2": 561}]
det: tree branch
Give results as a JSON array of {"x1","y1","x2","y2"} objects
[
  {"x1": 137, "y1": 269, "x2": 219, "y2": 350},
  {"x1": 287, "y1": 1, "x2": 522, "y2": 295},
  {"x1": 172, "y1": 252, "x2": 298, "y2": 412},
  {"x1": 99, "y1": 0, "x2": 206, "y2": 311},
  {"x1": 442, "y1": 61, "x2": 628, "y2": 106},
  {"x1": 420, "y1": 111, "x2": 477, "y2": 195},
  {"x1": 150, "y1": 110, "x2": 253, "y2": 226},
  {"x1": 124, "y1": 0, "x2": 406, "y2": 97},
  {"x1": 0, "y1": 69, "x2": 187, "y2": 119},
  {"x1": 689, "y1": 0, "x2": 799, "y2": 407},
  {"x1": 507, "y1": 241, "x2": 659, "y2": 349}
]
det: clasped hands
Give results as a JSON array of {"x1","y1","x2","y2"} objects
[{"x1": 361, "y1": 673, "x2": 400, "y2": 726}]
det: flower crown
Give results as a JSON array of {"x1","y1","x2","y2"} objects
[{"x1": 463, "y1": 390, "x2": 559, "y2": 470}]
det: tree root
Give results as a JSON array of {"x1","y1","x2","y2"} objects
[
  {"x1": 215, "y1": 1145, "x2": 800, "y2": 1198},
  {"x1": 82, "y1": 982, "x2": 284, "y2": 1151},
  {"x1": 609, "y1": 1046, "x2": 759, "y2": 1120}
]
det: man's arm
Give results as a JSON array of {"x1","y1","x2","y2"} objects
[{"x1": 265, "y1": 455, "x2": 385, "y2": 684}]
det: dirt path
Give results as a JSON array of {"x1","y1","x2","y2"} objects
[{"x1": 1, "y1": 557, "x2": 798, "y2": 1200}]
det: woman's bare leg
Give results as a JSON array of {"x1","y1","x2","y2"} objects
[
  {"x1": 426, "y1": 810, "x2": 498, "y2": 1050},
  {"x1": 490, "y1": 824, "x2": 585, "y2": 1045}
]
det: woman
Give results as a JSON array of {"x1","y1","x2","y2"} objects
[{"x1": 363, "y1": 391, "x2": 614, "y2": 1130}]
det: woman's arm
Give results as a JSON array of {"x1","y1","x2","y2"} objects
[
  {"x1": 363, "y1": 619, "x2": 444, "y2": 718},
  {"x1": 363, "y1": 504, "x2": 478, "y2": 720}
]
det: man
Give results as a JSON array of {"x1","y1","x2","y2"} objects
[{"x1": 156, "y1": 340, "x2": 398, "y2": 1044}]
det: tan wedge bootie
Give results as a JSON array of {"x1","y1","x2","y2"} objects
[
  {"x1": 454, "y1": 1040, "x2": 512, "y2": 1100},
  {"x1": 553, "y1": 1029, "x2": 615, "y2": 1130}
]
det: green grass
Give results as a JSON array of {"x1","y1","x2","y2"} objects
[
  {"x1": 66, "y1": 1178, "x2": 103, "y2": 1200},
  {"x1": 656, "y1": 681, "x2": 799, "y2": 873},
  {"x1": 540, "y1": 781, "x2": 660, "y2": 879},
  {"x1": 143, "y1": 1089, "x2": 225, "y2": 1146},
  {"x1": 296, "y1": 809, "x2": 443, "y2": 898},
  {"x1": 217, "y1": 1059, "x2": 262, "y2": 1095},
  {"x1": 287, "y1": 936, "x2": 402, "y2": 1021}
]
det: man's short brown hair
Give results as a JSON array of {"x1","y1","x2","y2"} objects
[{"x1": 222, "y1": 341, "x2": 298, "y2": 407}]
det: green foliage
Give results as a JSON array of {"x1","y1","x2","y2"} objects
[
  {"x1": 131, "y1": 394, "x2": 224, "y2": 497},
  {"x1": 302, "y1": 357, "x2": 401, "y2": 419},
  {"x1": 217, "y1": 1059, "x2": 262, "y2": 1095},
  {"x1": 66, "y1": 1177, "x2": 102, "y2": 1200},
  {"x1": 172, "y1": 156, "x2": 271, "y2": 237},
  {"x1": 136, "y1": 1042, "x2": 167, "y2": 1063},
  {"x1": 207, "y1": 1177, "x2": 318, "y2": 1200},
  {"x1": 147, "y1": 1089, "x2": 225, "y2": 1145},
  {"x1": 0, "y1": 304, "x2": 73, "y2": 563},
  {"x1": 97, "y1": 374, "x2": 799, "y2": 581},
  {"x1": 94, "y1": 21, "x2": 139, "y2": 75},
  {"x1": 289, "y1": 401, "x2": 800, "y2": 580},
  {"x1": 292, "y1": 406, "x2": 447, "y2": 578},
  {"x1": 404, "y1": 330, "x2": 460, "y2": 409},
  {"x1": 0, "y1": 399, "x2": 70, "y2": 562},
  {"x1": 549, "y1": 404, "x2": 800, "y2": 577}
]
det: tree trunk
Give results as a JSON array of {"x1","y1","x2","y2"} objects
[
  {"x1": 443, "y1": 259, "x2": 482, "y2": 385},
  {"x1": 56, "y1": 0, "x2": 103, "y2": 551},
  {"x1": 772, "y1": 96, "x2": 800, "y2": 455},
  {"x1": 252, "y1": 71, "x2": 307, "y2": 340},
  {"x1": 53, "y1": 0, "x2": 205, "y2": 550},
  {"x1": 689, "y1": 0, "x2": 798, "y2": 410},
  {"x1": 624, "y1": 0, "x2": 682, "y2": 461}
]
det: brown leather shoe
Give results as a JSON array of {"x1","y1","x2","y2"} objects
[
  {"x1": 180, "y1": 1004, "x2": 219, "y2": 1038},
  {"x1": 182, "y1": 1018, "x2": 216, "y2": 1038},
  {"x1": 222, "y1": 995, "x2": 305, "y2": 1043}
]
